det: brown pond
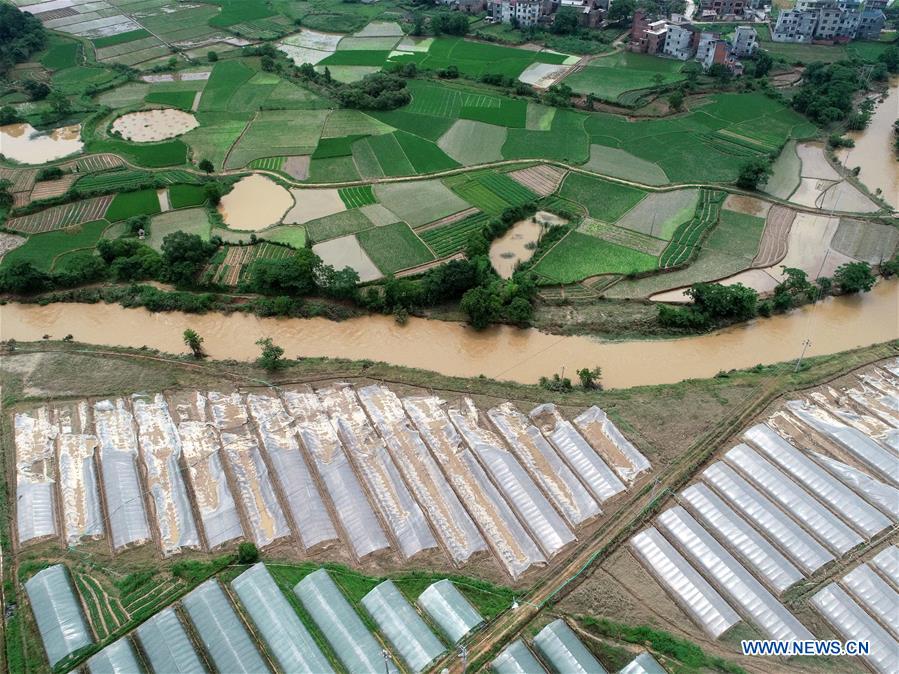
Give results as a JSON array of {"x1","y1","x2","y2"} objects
[
  {"x1": 217, "y1": 175, "x2": 294, "y2": 231},
  {"x1": 111, "y1": 109, "x2": 198, "y2": 142},
  {"x1": 488, "y1": 211, "x2": 565, "y2": 280},
  {"x1": 0, "y1": 123, "x2": 83, "y2": 164},
  {"x1": 2, "y1": 282, "x2": 896, "y2": 388}
]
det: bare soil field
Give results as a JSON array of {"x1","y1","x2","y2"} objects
[
  {"x1": 284, "y1": 188, "x2": 346, "y2": 224},
  {"x1": 508, "y1": 164, "x2": 566, "y2": 196},
  {"x1": 723, "y1": 194, "x2": 771, "y2": 218},
  {"x1": 751, "y1": 204, "x2": 795, "y2": 267},
  {"x1": 6, "y1": 195, "x2": 113, "y2": 233}
]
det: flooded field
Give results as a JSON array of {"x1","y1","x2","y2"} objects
[
  {"x1": 217, "y1": 175, "x2": 293, "y2": 231},
  {"x1": 1, "y1": 281, "x2": 896, "y2": 388},
  {"x1": 489, "y1": 218, "x2": 543, "y2": 279},
  {"x1": 0, "y1": 123, "x2": 83, "y2": 164},
  {"x1": 110, "y1": 109, "x2": 198, "y2": 142}
]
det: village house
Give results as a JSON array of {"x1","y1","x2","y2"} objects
[{"x1": 772, "y1": 0, "x2": 884, "y2": 43}]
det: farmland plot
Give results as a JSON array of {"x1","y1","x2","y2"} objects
[
  {"x1": 559, "y1": 173, "x2": 646, "y2": 223},
  {"x1": 225, "y1": 110, "x2": 329, "y2": 169},
  {"x1": 283, "y1": 188, "x2": 346, "y2": 225},
  {"x1": 5, "y1": 195, "x2": 113, "y2": 233},
  {"x1": 615, "y1": 189, "x2": 700, "y2": 239},
  {"x1": 533, "y1": 230, "x2": 658, "y2": 283},
  {"x1": 437, "y1": 120, "x2": 507, "y2": 166},
  {"x1": 206, "y1": 242, "x2": 295, "y2": 286},
  {"x1": 507, "y1": 164, "x2": 566, "y2": 197},
  {"x1": 357, "y1": 222, "x2": 435, "y2": 274},
  {"x1": 374, "y1": 180, "x2": 470, "y2": 227},
  {"x1": 451, "y1": 171, "x2": 538, "y2": 214},
  {"x1": 420, "y1": 211, "x2": 490, "y2": 258},
  {"x1": 304, "y1": 210, "x2": 372, "y2": 242}
]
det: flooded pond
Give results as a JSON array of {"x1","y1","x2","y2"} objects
[
  {"x1": 217, "y1": 175, "x2": 294, "y2": 231},
  {"x1": 489, "y1": 211, "x2": 566, "y2": 279},
  {"x1": 111, "y1": 109, "x2": 199, "y2": 142},
  {"x1": 837, "y1": 79, "x2": 899, "y2": 209},
  {"x1": 2, "y1": 281, "x2": 895, "y2": 389},
  {"x1": 0, "y1": 123, "x2": 83, "y2": 164}
]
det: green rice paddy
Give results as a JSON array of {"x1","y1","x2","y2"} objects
[
  {"x1": 357, "y1": 222, "x2": 436, "y2": 273},
  {"x1": 533, "y1": 230, "x2": 658, "y2": 284}
]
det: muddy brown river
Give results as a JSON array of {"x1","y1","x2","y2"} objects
[{"x1": 2, "y1": 281, "x2": 896, "y2": 388}]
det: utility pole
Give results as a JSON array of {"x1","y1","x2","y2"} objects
[{"x1": 794, "y1": 338, "x2": 811, "y2": 372}]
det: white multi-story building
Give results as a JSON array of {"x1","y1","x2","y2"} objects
[
  {"x1": 490, "y1": 0, "x2": 543, "y2": 26},
  {"x1": 663, "y1": 24, "x2": 697, "y2": 59},
  {"x1": 772, "y1": 0, "x2": 878, "y2": 42},
  {"x1": 732, "y1": 25, "x2": 759, "y2": 56}
]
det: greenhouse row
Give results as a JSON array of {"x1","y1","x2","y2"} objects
[
  {"x1": 27, "y1": 562, "x2": 487, "y2": 674},
  {"x1": 14, "y1": 383, "x2": 649, "y2": 579}
]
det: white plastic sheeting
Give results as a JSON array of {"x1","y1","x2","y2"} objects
[
  {"x1": 132, "y1": 393, "x2": 200, "y2": 556},
  {"x1": 810, "y1": 388, "x2": 899, "y2": 453},
  {"x1": 656, "y1": 506, "x2": 813, "y2": 642},
  {"x1": 702, "y1": 462, "x2": 834, "y2": 574},
  {"x1": 135, "y1": 607, "x2": 206, "y2": 674},
  {"x1": 54, "y1": 403, "x2": 103, "y2": 545},
  {"x1": 24, "y1": 565, "x2": 93, "y2": 668},
  {"x1": 744, "y1": 424, "x2": 891, "y2": 538},
  {"x1": 811, "y1": 584, "x2": 899, "y2": 674},
  {"x1": 404, "y1": 396, "x2": 545, "y2": 579},
  {"x1": 529, "y1": 404, "x2": 625, "y2": 503},
  {"x1": 208, "y1": 392, "x2": 291, "y2": 548},
  {"x1": 87, "y1": 637, "x2": 142, "y2": 674},
  {"x1": 246, "y1": 392, "x2": 338, "y2": 549},
  {"x1": 573, "y1": 406, "x2": 651, "y2": 484},
  {"x1": 293, "y1": 569, "x2": 399, "y2": 674},
  {"x1": 15, "y1": 409, "x2": 58, "y2": 544},
  {"x1": 361, "y1": 580, "x2": 445, "y2": 673},
  {"x1": 629, "y1": 527, "x2": 741, "y2": 638},
  {"x1": 182, "y1": 579, "x2": 269, "y2": 674},
  {"x1": 680, "y1": 483, "x2": 803, "y2": 594},
  {"x1": 488, "y1": 402, "x2": 600, "y2": 526},
  {"x1": 724, "y1": 443, "x2": 863, "y2": 555},
  {"x1": 811, "y1": 451, "x2": 899, "y2": 521},
  {"x1": 870, "y1": 546, "x2": 899, "y2": 588},
  {"x1": 231, "y1": 563, "x2": 334, "y2": 674},
  {"x1": 842, "y1": 563, "x2": 899, "y2": 639},
  {"x1": 93, "y1": 399, "x2": 151, "y2": 549},
  {"x1": 416, "y1": 579, "x2": 484, "y2": 644},
  {"x1": 317, "y1": 384, "x2": 437, "y2": 559},
  {"x1": 492, "y1": 639, "x2": 547, "y2": 674},
  {"x1": 786, "y1": 399, "x2": 899, "y2": 486},
  {"x1": 533, "y1": 618, "x2": 607, "y2": 674},
  {"x1": 619, "y1": 652, "x2": 667, "y2": 674},
  {"x1": 450, "y1": 398, "x2": 575, "y2": 558},
  {"x1": 357, "y1": 385, "x2": 486, "y2": 565},
  {"x1": 282, "y1": 387, "x2": 389, "y2": 559}
]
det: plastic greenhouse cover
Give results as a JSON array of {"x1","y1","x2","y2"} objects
[
  {"x1": 657, "y1": 506, "x2": 813, "y2": 642},
  {"x1": 361, "y1": 580, "x2": 445, "y2": 673},
  {"x1": 701, "y1": 462, "x2": 834, "y2": 574},
  {"x1": 532, "y1": 618, "x2": 607, "y2": 674},
  {"x1": 870, "y1": 546, "x2": 899, "y2": 587},
  {"x1": 724, "y1": 443, "x2": 863, "y2": 555},
  {"x1": 811, "y1": 584, "x2": 899, "y2": 674},
  {"x1": 176, "y1": 415, "x2": 244, "y2": 548},
  {"x1": 786, "y1": 399, "x2": 899, "y2": 487},
  {"x1": 25, "y1": 565, "x2": 93, "y2": 667},
  {"x1": 529, "y1": 404, "x2": 625, "y2": 503},
  {"x1": 842, "y1": 564, "x2": 899, "y2": 639},
  {"x1": 135, "y1": 606, "x2": 206, "y2": 674},
  {"x1": 492, "y1": 639, "x2": 547, "y2": 674},
  {"x1": 810, "y1": 390, "x2": 899, "y2": 453},
  {"x1": 416, "y1": 579, "x2": 484, "y2": 644},
  {"x1": 93, "y1": 399, "x2": 151, "y2": 549},
  {"x1": 744, "y1": 424, "x2": 891, "y2": 538},
  {"x1": 680, "y1": 483, "x2": 804, "y2": 594},
  {"x1": 619, "y1": 651, "x2": 667, "y2": 674},
  {"x1": 207, "y1": 392, "x2": 291, "y2": 547},
  {"x1": 131, "y1": 394, "x2": 200, "y2": 556},
  {"x1": 572, "y1": 406, "x2": 651, "y2": 484},
  {"x1": 629, "y1": 527, "x2": 741, "y2": 638},
  {"x1": 182, "y1": 579, "x2": 269, "y2": 674},
  {"x1": 15, "y1": 409, "x2": 58, "y2": 544},
  {"x1": 87, "y1": 637, "x2": 142, "y2": 674},
  {"x1": 357, "y1": 385, "x2": 486, "y2": 565},
  {"x1": 246, "y1": 392, "x2": 338, "y2": 549},
  {"x1": 403, "y1": 395, "x2": 545, "y2": 579},
  {"x1": 282, "y1": 386, "x2": 389, "y2": 559},
  {"x1": 848, "y1": 384, "x2": 899, "y2": 429},
  {"x1": 317, "y1": 384, "x2": 437, "y2": 559},
  {"x1": 449, "y1": 398, "x2": 575, "y2": 558},
  {"x1": 811, "y1": 451, "x2": 899, "y2": 521},
  {"x1": 231, "y1": 563, "x2": 334, "y2": 674},
  {"x1": 293, "y1": 569, "x2": 399, "y2": 674},
  {"x1": 487, "y1": 402, "x2": 600, "y2": 526},
  {"x1": 55, "y1": 403, "x2": 103, "y2": 545}
]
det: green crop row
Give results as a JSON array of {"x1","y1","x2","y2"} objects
[
  {"x1": 420, "y1": 212, "x2": 491, "y2": 257},
  {"x1": 659, "y1": 190, "x2": 725, "y2": 268}
]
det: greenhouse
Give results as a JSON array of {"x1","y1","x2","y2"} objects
[
  {"x1": 416, "y1": 579, "x2": 484, "y2": 644},
  {"x1": 294, "y1": 568, "x2": 399, "y2": 674},
  {"x1": 361, "y1": 580, "x2": 445, "y2": 673},
  {"x1": 492, "y1": 639, "x2": 546, "y2": 673},
  {"x1": 619, "y1": 651, "x2": 667, "y2": 674},
  {"x1": 870, "y1": 546, "x2": 899, "y2": 586},
  {"x1": 231, "y1": 563, "x2": 334, "y2": 674},
  {"x1": 532, "y1": 619, "x2": 607, "y2": 674},
  {"x1": 573, "y1": 406, "x2": 651, "y2": 484},
  {"x1": 182, "y1": 579, "x2": 269, "y2": 674},
  {"x1": 24, "y1": 565, "x2": 93, "y2": 668},
  {"x1": 629, "y1": 527, "x2": 740, "y2": 638},
  {"x1": 842, "y1": 564, "x2": 899, "y2": 637},
  {"x1": 135, "y1": 607, "x2": 206, "y2": 674},
  {"x1": 810, "y1": 452, "x2": 899, "y2": 520},
  {"x1": 86, "y1": 637, "x2": 142, "y2": 674},
  {"x1": 55, "y1": 403, "x2": 104, "y2": 545},
  {"x1": 15, "y1": 409, "x2": 59, "y2": 545}
]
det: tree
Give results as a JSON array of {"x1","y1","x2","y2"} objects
[
  {"x1": 460, "y1": 285, "x2": 502, "y2": 329},
  {"x1": 183, "y1": 329, "x2": 204, "y2": 358},
  {"x1": 161, "y1": 231, "x2": 217, "y2": 286},
  {"x1": 0, "y1": 260, "x2": 50, "y2": 294},
  {"x1": 736, "y1": 156, "x2": 772, "y2": 190},
  {"x1": 23, "y1": 79, "x2": 50, "y2": 101},
  {"x1": 753, "y1": 50, "x2": 773, "y2": 77},
  {"x1": 607, "y1": 0, "x2": 635, "y2": 23},
  {"x1": 237, "y1": 541, "x2": 259, "y2": 564},
  {"x1": 198, "y1": 159, "x2": 214, "y2": 173},
  {"x1": 48, "y1": 90, "x2": 71, "y2": 117},
  {"x1": 552, "y1": 7, "x2": 580, "y2": 35},
  {"x1": 577, "y1": 366, "x2": 602, "y2": 390},
  {"x1": 207, "y1": 50, "x2": 218, "y2": 62},
  {"x1": 204, "y1": 181, "x2": 223, "y2": 205},
  {"x1": 411, "y1": 13, "x2": 426, "y2": 36},
  {"x1": 707, "y1": 63, "x2": 732, "y2": 85},
  {"x1": 243, "y1": 249, "x2": 322, "y2": 296},
  {"x1": 0, "y1": 5, "x2": 46, "y2": 77},
  {"x1": 652, "y1": 72, "x2": 665, "y2": 89},
  {"x1": 256, "y1": 337, "x2": 285, "y2": 371},
  {"x1": 833, "y1": 261, "x2": 875, "y2": 294},
  {"x1": 667, "y1": 89, "x2": 684, "y2": 111},
  {"x1": 0, "y1": 106, "x2": 19, "y2": 125}
]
